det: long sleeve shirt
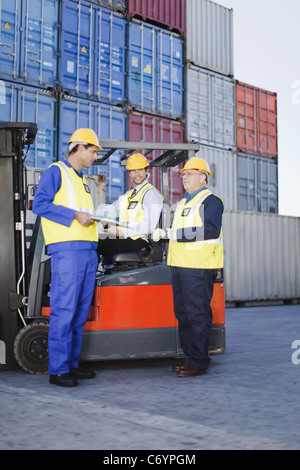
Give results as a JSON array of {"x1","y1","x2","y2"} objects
[{"x1": 96, "y1": 179, "x2": 164, "y2": 239}]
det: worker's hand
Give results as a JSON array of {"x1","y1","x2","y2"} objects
[
  {"x1": 104, "y1": 225, "x2": 124, "y2": 237},
  {"x1": 75, "y1": 211, "x2": 95, "y2": 227},
  {"x1": 166, "y1": 227, "x2": 177, "y2": 241},
  {"x1": 152, "y1": 228, "x2": 166, "y2": 242}
]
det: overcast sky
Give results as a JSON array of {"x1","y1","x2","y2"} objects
[{"x1": 217, "y1": 0, "x2": 300, "y2": 217}]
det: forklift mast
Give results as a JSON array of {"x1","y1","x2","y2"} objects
[{"x1": 0, "y1": 122, "x2": 37, "y2": 367}]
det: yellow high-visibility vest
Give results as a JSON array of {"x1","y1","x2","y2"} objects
[
  {"x1": 119, "y1": 183, "x2": 161, "y2": 240},
  {"x1": 167, "y1": 188, "x2": 224, "y2": 269},
  {"x1": 41, "y1": 161, "x2": 98, "y2": 246}
]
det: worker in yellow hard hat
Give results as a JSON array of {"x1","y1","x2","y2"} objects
[
  {"x1": 154, "y1": 156, "x2": 224, "y2": 378},
  {"x1": 32, "y1": 128, "x2": 102, "y2": 387},
  {"x1": 97, "y1": 152, "x2": 163, "y2": 257}
]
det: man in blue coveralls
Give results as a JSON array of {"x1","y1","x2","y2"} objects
[{"x1": 32, "y1": 128, "x2": 101, "y2": 387}]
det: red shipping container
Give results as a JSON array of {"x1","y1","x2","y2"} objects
[
  {"x1": 236, "y1": 81, "x2": 278, "y2": 159},
  {"x1": 128, "y1": 111, "x2": 185, "y2": 206},
  {"x1": 127, "y1": 0, "x2": 185, "y2": 35}
]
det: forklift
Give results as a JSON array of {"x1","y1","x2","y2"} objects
[{"x1": 0, "y1": 122, "x2": 225, "y2": 374}]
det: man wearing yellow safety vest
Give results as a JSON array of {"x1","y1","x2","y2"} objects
[
  {"x1": 154, "y1": 157, "x2": 224, "y2": 377},
  {"x1": 32, "y1": 129, "x2": 101, "y2": 387},
  {"x1": 97, "y1": 152, "x2": 163, "y2": 257}
]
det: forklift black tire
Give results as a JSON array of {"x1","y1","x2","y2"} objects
[{"x1": 14, "y1": 321, "x2": 49, "y2": 374}]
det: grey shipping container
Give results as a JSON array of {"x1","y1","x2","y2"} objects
[
  {"x1": 237, "y1": 152, "x2": 278, "y2": 214},
  {"x1": 223, "y1": 211, "x2": 300, "y2": 303},
  {"x1": 186, "y1": 65, "x2": 235, "y2": 149},
  {"x1": 196, "y1": 145, "x2": 237, "y2": 211},
  {"x1": 185, "y1": 0, "x2": 234, "y2": 77}
]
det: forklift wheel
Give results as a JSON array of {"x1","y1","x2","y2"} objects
[{"x1": 14, "y1": 321, "x2": 49, "y2": 374}]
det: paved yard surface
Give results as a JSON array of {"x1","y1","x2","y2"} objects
[{"x1": 1, "y1": 304, "x2": 300, "y2": 451}]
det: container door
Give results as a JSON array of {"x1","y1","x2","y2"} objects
[
  {"x1": 20, "y1": 0, "x2": 59, "y2": 87},
  {"x1": 95, "y1": 8, "x2": 126, "y2": 103},
  {"x1": 186, "y1": 66, "x2": 210, "y2": 144},
  {"x1": 60, "y1": 0, "x2": 95, "y2": 96},
  {"x1": 0, "y1": 0, "x2": 20, "y2": 80},
  {"x1": 128, "y1": 21, "x2": 156, "y2": 114},
  {"x1": 93, "y1": 103, "x2": 126, "y2": 202},
  {"x1": 157, "y1": 30, "x2": 183, "y2": 119},
  {"x1": 256, "y1": 89, "x2": 278, "y2": 158},
  {"x1": 0, "y1": 79, "x2": 18, "y2": 122},
  {"x1": 238, "y1": 154, "x2": 256, "y2": 212},
  {"x1": 236, "y1": 83, "x2": 257, "y2": 155},
  {"x1": 17, "y1": 86, "x2": 57, "y2": 168},
  {"x1": 58, "y1": 93, "x2": 95, "y2": 159},
  {"x1": 213, "y1": 75, "x2": 235, "y2": 148},
  {"x1": 258, "y1": 157, "x2": 278, "y2": 214}
]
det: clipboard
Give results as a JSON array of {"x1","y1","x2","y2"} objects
[{"x1": 91, "y1": 216, "x2": 129, "y2": 229}]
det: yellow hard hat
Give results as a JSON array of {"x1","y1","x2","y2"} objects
[
  {"x1": 68, "y1": 128, "x2": 102, "y2": 150},
  {"x1": 126, "y1": 153, "x2": 149, "y2": 170},
  {"x1": 179, "y1": 157, "x2": 212, "y2": 176}
]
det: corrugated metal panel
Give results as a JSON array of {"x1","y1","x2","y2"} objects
[
  {"x1": 128, "y1": 20, "x2": 184, "y2": 119},
  {"x1": 20, "y1": 0, "x2": 59, "y2": 87},
  {"x1": 0, "y1": 79, "x2": 57, "y2": 168},
  {"x1": 58, "y1": 93, "x2": 127, "y2": 202},
  {"x1": 186, "y1": 0, "x2": 234, "y2": 77},
  {"x1": 237, "y1": 153, "x2": 278, "y2": 214},
  {"x1": 94, "y1": 6, "x2": 126, "y2": 101},
  {"x1": 60, "y1": 0, "x2": 126, "y2": 103},
  {"x1": 223, "y1": 211, "x2": 300, "y2": 302},
  {"x1": 128, "y1": 0, "x2": 185, "y2": 35},
  {"x1": 236, "y1": 80, "x2": 278, "y2": 159},
  {"x1": 0, "y1": 0, "x2": 21, "y2": 80},
  {"x1": 186, "y1": 65, "x2": 235, "y2": 149},
  {"x1": 0, "y1": 0, "x2": 59, "y2": 87},
  {"x1": 196, "y1": 145, "x2": 237, "y2": 211},
  {"x1": 128, "y1": 111, "x2": 185, "y2": 205},
  {"x1": 87, "y1": 0, "x2": 126, "y2": 12}
]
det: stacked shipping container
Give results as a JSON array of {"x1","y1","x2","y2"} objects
[
  {"x1": 0, "y1": 0, "x2": 280, "y2": 209},
  {"x1": 0, "y1": 0, "x2": 187, "y2": 204},
  {"x1": 185, "y1": 0, "x2": 237, "y2": 211},
  {"x1": 2, "y1": 0, "x2": 298, "y2": 305},
  {"x1": 235, "y1": 80, "x2": 278, "y2": 212},
  {"x1": 0, "y1": 0, "x2": 128, "y2": 203},
  {"x1": 184, "y1": 0, "x2": 279, "y2": 215}
]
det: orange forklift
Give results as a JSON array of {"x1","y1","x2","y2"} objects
[{"x1": 0, "y1": 123, "x2": 225, "y2": 374}]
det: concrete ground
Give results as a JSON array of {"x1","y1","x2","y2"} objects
[{"x1": 1, "y1": 304, "x2": 300, "y2": 451}]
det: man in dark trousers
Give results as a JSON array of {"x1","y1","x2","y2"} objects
[{"x1": 162, "y1": 157, "x2": 224, "y2": 377}]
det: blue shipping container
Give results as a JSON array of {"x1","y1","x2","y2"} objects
[
  {"x1": 87, "y1": 0, "x2": 126, "y2": 11},
  {"x1": 128, "y1": 20, "x2": 184, "y2": 119},
  {"x1": 58, "y1": 93, "x2": 127, "y2": 202},
  {"x1": 0, "y1": 0, "x2": 59, "y2": 87},
  {"x1": 0, "y1": 79, "x2": 57, "y2": 168},
  {"x1": 60, "y1": 0, "x2": 126, "y2": 103},
  {"x1": 0, "y1": 0, "x2": 20, "y2": 80}
]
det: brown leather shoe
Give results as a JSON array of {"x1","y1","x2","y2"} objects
[
  {"x1": 172, "y1": 360, "x2": 188, "y2": 372},
  {"x1": 177, "y1": 363, "x2": 207, "y2": 377}
]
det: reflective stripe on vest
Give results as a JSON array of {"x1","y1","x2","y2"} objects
[
  {"x1": 167, "y1": 188, "x2": 224, "y2": 269},
  {"x1": 41, "y1": 161, "x2": 98, "y2": 246}
]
